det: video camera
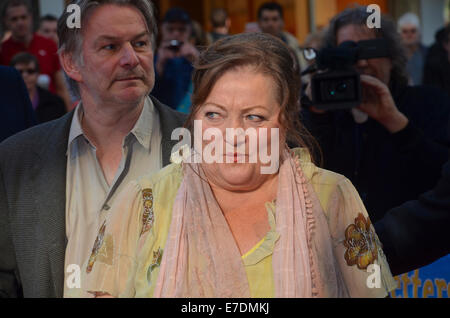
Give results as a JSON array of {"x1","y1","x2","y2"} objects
[{"x1": 302, "y1": 39, "x2": 390, "y2": 110}]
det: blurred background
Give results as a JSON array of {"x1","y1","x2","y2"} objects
[{"x1": 8, "y1": 0, "x2": 450, "y2": 47}]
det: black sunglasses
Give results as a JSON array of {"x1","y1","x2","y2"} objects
[{"x1": 17, "y1": 68, "x2": 38, "y2": 75}]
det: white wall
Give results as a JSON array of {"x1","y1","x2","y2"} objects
[
  {"x1": 420, "y1": 0, "x2": 446, "y2": 46},
  {"x1": 39, "y1": 0, "x2": 65, "y2": 18}
]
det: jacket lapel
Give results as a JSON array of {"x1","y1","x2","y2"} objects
[
  {"x1": 151, "y1": 96, "x2": 188, "y2": 166},
  {"x1": 30, "y1": 112, "x2": 74, "y2": 297}
]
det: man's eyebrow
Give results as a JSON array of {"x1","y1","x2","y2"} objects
[{"x1": 94, "y1": 31, "x2": 150, "y2": 44}]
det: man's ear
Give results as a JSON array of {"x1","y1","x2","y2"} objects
[{"x1": 59, "y1": 51, "x2": 82, "y2": 83}]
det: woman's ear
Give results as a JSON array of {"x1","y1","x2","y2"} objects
[{"x1": 59, "y1": 51, "x2": 82, "y2": 83}]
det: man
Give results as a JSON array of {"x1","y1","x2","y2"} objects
[
  {"x1": 0, "y1": 0, "x2": 186, "y2": 298},
  {"x1": 303, "y1": 7, "x2": 450, "y2": 224},
  {"x1": 10, "y1": 52, "x2": 66, "y2": 123},
  {"x1": 424, "y1": 26, "x2": 450, "y2": 96},
  {"x1": 0, "y1": 65, "x2": 36, "y2": 143},
  {"x1": 257, "y1": 2, "x2": 306, "y2": 72},
  {"x1": 38, "y1": 14, "x2": 58, "y2": 45},
  {"x1": 0, "y1": 0, "x2": 71, "y2": 110},
  {"x1": 152, "y1": 8, "x2": 199, "y2": 110},
  {"x1": 398, "y1": 13, "x2": 428, "y2": 85},
  {"x1": 207, "y1": 8, "x2": 230, "y2": 44}
]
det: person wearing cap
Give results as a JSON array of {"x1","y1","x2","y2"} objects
[{"x1": 152, "y1": 8, "x2": 199, "y2": 111}]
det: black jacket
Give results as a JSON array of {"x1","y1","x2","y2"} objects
[
  {"x1": 0, "y1": 66, "x2": 36, "y2": 142},
  {"x1": 35, "y1": 87, "x2": 67, "y2": 124},
  {"x1": 375, "y1": 160, "x2": 450, "y2": 276},
  {"x1": 303, "y1": 85, "x2": 450, "y2": 223}
]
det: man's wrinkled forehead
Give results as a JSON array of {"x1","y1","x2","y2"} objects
[{"x1": 80, "y1": 5, "x2": 151, "y2": 39}]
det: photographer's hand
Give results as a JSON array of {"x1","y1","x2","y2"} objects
[
  {"x1": 179, "y1": 42, "x2": 199, "y2": 63},
  {"x1": 156, "y1": 42, "x2": 177, "y2": 76},
  {"x1": 359, "y1": 75, "x2": 409, "y2": 133}
]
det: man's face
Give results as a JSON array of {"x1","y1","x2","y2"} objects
[
  {"x1": 5, "y1": 5, "x2": 32, "y2": 40},
  {"x1": 258, "y1": 10, "x2": 284, "y2": 37},
  {"x1": 161, "y1": 21, "x2": 191, "y2": 43},
  {"x1": 400, "y1": 23, "x2": 420, "y2": 46},
  {"x1": 39, "y1": 20, "x2": 58, "y2": 44},
  {"x1": 14, "y1": 62, "x2": 38, "y2": 93},
  {"x1": 75, "y1": 4, "x2": 155, "y2": 106},
  {"x1": 337, "y1": 24, "x2": 392, "y2": 86}
]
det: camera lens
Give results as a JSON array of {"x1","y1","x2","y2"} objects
[{"x1": 336, "y1": 82, "x2": 348, "y2": 92}]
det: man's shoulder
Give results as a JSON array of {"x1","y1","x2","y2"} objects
[
  {"x1": 0, "y1": 112, "x2": 73, "y2": 159},
  {"x1": 151, "y1": 96, "x2": 188, "y2": 126}
]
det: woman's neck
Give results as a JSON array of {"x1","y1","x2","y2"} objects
[{"x1": 210, "y1": 174, "x2": 279, "y2": 214}]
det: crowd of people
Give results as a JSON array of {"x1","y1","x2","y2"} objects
[{"x1": 0, "y1": 0, "x2": 449, "y2": 298}]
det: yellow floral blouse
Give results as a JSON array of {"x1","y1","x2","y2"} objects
[{"x1": 80, "y1": 149, "x2": 397, "y2": 298}]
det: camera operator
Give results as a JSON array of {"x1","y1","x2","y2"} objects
[
  {"x1": 152, "y1": 8, "x2": 199, "y2": 110},
  {"x1": 302, "y1": 7, "x2": 450, "y2": 225}
]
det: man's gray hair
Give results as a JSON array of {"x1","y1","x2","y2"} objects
[
  {"x1": 398, "y1": 13, "x2": 421, "y2": 32},
  {"x1": 322, "y1": 6, "x2": 409, "y2": 92},
  {"x1": 57, "y1": 0, "x2": 158, "y2": 99}
]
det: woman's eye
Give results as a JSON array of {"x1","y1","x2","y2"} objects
[
  {"x1": 247, "y1": 114, "x2": 265, "y2": 122},
  {"x1": 206, "y1": 112, "x2": 220, "y2": 119}
]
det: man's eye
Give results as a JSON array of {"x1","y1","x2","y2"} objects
[
  {"x1": 102, "y1": 44, "x2": 117, "y2": 51},
  {"x1": 134, "y1": 41, "x2": 148, "y2": 48}
]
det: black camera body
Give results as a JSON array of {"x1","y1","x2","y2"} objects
[{"x1": 306, "y1": 39, "x2": 390, "y2": 111}]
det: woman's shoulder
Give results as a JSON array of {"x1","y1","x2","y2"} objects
[
  {"x1": 135, "y1": 163, "x2": 184, "y2": 194},
  {"x1": 293, "y1": 148, "x2": 348, "y2": 188}
]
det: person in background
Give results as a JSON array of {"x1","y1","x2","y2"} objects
[
  {"x1": 0, "y1": 0, "x2": 72, "y2": 111},
  {"x1": 207, "y1": 8, "x2": 230, "y2": 44},
  {"x1": 303, "y1": 7, "x2": 450, "y2": 224},
  {"x1": 152, "y1": 8, "x2": 198, "y2": 111},
  {"x1": 398, "y1": 13, "x2": 428, "y2": 85},
  {"x1": 423, "y1": 26, "x2": 450, "y2": 96},
  {"x1": 38, "y1": 14, "x2": 58, "y2": 45},
  {"x1": 0, "y1": 66, "x2": 36, "y2": 143},
  {"x1": 190, "y1": 20, "x2": 208, "y2": 47},
  {"x1": 257, "y1": 2, "x2": 307, "y2": 73},
  {"x1": 10, "y1": 52, "x2": 66, "y2": 123}
]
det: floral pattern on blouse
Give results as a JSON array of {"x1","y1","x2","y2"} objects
[
  {"x1": 147, "y1": 248, "x2": 163, "y2": 285},
  {"x1": 344, "y1": 213, "x2": 378, "y2": 270},
  {"x1": 141, "y1": 189, "x2": 154, "y2": 237},
  {"x1": 86, "y1": 221, "x2": 114, "y2": 273}
]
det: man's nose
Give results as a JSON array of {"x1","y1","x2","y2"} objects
[
  {"x1": 356, "y1": 58, "x2": 369, "y2": 69},
  {"x1": 119, "y1": 43, "x2": 139, "y2": 68}
]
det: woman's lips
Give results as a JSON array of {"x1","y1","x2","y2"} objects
[{"x1": 225, "y1": 153, "x2": 248, "y2": 163}]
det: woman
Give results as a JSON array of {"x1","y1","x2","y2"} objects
[{"x1": 82, "y1": 33, "x2": 396, "y2": 298}]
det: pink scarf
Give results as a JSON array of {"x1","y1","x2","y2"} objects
[{"x1": 153, "y1": 150, "x2": 347, "y2": 297}]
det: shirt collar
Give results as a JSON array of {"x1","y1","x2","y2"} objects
[
  {"x1": 67, "y1": 97, "x2": 155, "y2": 152},
  {"x1": 130, "y1": 96, "x2": 154, "y2": 150},
  {"x1": 68, "y1": 102, "x2": 85, "y2": 149}
]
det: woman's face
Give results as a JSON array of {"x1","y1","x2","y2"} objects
[{"x1": 194, "y1": 66, "x2": 284, "y2": 192}]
